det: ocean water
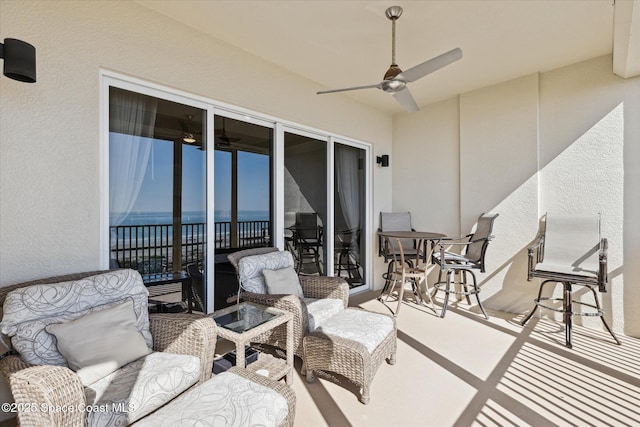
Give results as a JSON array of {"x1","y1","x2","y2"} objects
[
  {"x1": 110, "y1": 210, "x2": 270, "y2": 245},
  {"x1": 113, "y1": 210, "x2": 269, "y2": 226}
]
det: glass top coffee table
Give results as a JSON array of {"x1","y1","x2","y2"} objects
[{"x1": 211, "y1": 302, "x2": 294, "y2": 383}]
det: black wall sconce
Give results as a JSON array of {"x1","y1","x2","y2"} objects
[
  {"x1": 376, "y1": 155, "x2": 389, "y2": 167},
  {"x1": 0, "y1": 38, "x2": 36, "y2": 83}
]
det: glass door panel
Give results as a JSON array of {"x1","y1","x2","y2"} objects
[
  {"x1": 334, "y1": 144, "x2": 367, "y2": 289},
  {"x1": 108, "y1": 87, "x2": 207, "y2": 311},
  {"x1": 283, "y1": 132, "x2": 327, "y2": 275},
  {"x1": 214, "y1": 115, "x2": 273, "y2": 309}
]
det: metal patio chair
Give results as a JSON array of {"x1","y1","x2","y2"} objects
[
  {"x1": 520, "y1": 214, "x2": 620, "y2": 348},
  {"x1": 432, "y1": 213, "x2": 499, "y2": 319}
]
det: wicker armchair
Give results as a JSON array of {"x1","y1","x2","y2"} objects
[
  {"x1": 0, "y1": 270, "x2": 217, "y2": 427},
  {"x1": 227, "y1": 247, "x2": 349, "y2": 360}
]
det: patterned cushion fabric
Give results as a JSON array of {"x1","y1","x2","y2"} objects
[
  {"x1": 84, "y1": 352, "x2": 201, "y2": 427},
  {"x1": 132, "y1": 371, "x2": 289, "y2": 427},
  {"x1": 238, "y1": 251, "x2": 295, "y2": 294},
  {"x1": 304, "y1": 298, "x2": 345, "y2": 332},
  {"x1": 0, "y1": 269, "x2": 152, "y2": 366},
  {"x1": 316, "y1": 309, "x2": 394, "y2": 354},
  {"x1": 45, "y1": 298, "x2": 151, "y2": 386}
]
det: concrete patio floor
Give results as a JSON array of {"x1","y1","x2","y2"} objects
[{"x1": 291, "y1": 290, "x2": 640, "y2": 427}]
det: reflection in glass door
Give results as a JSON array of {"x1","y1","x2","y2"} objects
[
  {"x1": 283, "y1": 132, "x2": 327, "y2": 275},
  {"x1": 108, "y1": 87, "x2": 207, "y2": 311},
  {"x1": 334, "y1": 144, "x2": 367, "y2": 289},
  {"x1": 214, "y1": 115, "x2": 273, "y2": 308}
]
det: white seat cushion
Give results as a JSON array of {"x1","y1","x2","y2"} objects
[
  {"x1": 316, "y1": 309, "x2": 394, "y2": 354},
  {"x1": 84, "y1": 352, "x2": 200, "y2": 427},
  {"x1": 132, "y1": 371, "x2": 288, "y2": 427},
  {"x1": 535, "y1": 262, "x2": 598, "y2": 278},
  {"x1": 304, "y1": 298, "x2": 344, "y2": 332}
]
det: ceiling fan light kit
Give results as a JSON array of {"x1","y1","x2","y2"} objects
[
  {"x1": 317, "y1": 6, "x2": 462, "y2": 113},
  {"x1": 182, "y1": 133, "x2": 196, "y2": 143}
]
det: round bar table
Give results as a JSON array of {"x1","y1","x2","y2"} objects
[{"x1": 378, "y1": 231, "x2": 446, "y2": 315}]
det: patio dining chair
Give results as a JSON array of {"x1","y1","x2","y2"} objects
[
  {"x1": 335, "y1": 227, "x2": 363, "y2": 285},
  {"x1": 378, "y1": 212, "x2": 417, "y2": 298},
  {"x1": 432, "y1": 213, "x2": 499, "y2": 319},
  {"x1": 519, "y1": 214, "x2": 620, "y2": 348},
  {"x1": 292, "y1": 212, "x2": 323, "y2": 275}
]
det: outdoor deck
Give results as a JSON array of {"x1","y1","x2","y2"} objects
[{"x1": 292, "y1": 290, "x2": 640, "y2": 426}]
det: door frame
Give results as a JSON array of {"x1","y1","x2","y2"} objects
[{"x1": 100, "y1": 70, "x2": 374, "y2": 311}]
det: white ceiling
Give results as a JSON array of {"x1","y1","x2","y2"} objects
[{"x1": 136, "y1": 0, "x2": 625, "y2": 114}]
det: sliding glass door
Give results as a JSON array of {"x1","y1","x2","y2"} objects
[
  {"x1": 104, "y1": 73, "x2": 372, "y2": 313},
  {"x1": 213, "y1": 114, "x2": 274, "y2": 308},
  {"x1": 334, "y1": 143, "x2": 367, "y2": 289},
  {"x1": 108, "y1": 86, "x2": 208, "y2": 310},
  {"x1": 283, "y1": 131, "x2": 327, "y2": 276}
]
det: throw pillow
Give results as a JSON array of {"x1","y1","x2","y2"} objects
[
  {"x1": 46, "y1": 298, "x2": 151, "y2": 386},
  {"x1": 262, "y1": 267, "x2": 304, "y2": 298},
  {"x1": 238, "y1": 251, "x2": 295, "y2": 294}
]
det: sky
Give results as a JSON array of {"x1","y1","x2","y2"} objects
[{"x1": 111, "y1": 135, "x2": 269, "y2": 215}]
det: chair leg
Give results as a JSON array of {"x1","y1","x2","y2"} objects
[
  {"x1": 589, "y1": 286, "x2": 621, "y2": 345},
  {"x1": 421, "y1": 277, "x2": 438, "y2": 314},
  {"x1": 295, "y1": 255, "x2": 302, "y2": 274},
  {"x1": 395, "y1": 272, "x2": 406, "y2": 317},
  {"x1": 469, "y1": 270, "x2": 488, "y2": 319},
  {"x1": 360, "y1": 386, "x2": 370, "y2": 405},
  {"x1": 563, "y1": 282, "x2": 573, "y2": 349},
  {"x1": 432, "y1": 268, "x2": 443, "y2": 298},
  {"x1": 440, "y1": 270, "x2": 453, "y2": 318},
  {"x1": 379, "y1": 262, "x2": 395, "y2": 300},
  {"x1": 520, "y1": 279, "x2": 552, "y2": 326},
  {"x1": 461, "y1": 270, "x2": 472, "y2": 305}
]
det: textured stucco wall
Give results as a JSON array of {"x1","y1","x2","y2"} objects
[
  {"x1": 459, "y1": 73, "x2": 541, "y2": 314},
  {"x1": 392, "y1": 56, "x2": 640, "y2": 337},
  {"x1": 0, "y1": 0, "x2": 392, "y2": 287},
  {"x1": 539, "y1": 55, "x2": 640, "y2": 336}
]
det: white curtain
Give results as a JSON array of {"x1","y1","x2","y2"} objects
[
  {"x1": 336, "y1": 145, "x2": 361, "y2": 254},
  {"x1": 109, "y1": 90, "x2": 158, "y2": 226}
]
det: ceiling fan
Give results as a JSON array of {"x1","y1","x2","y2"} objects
[
  {"x1": 179, "y1": 114, "x2": 200, "y2": 144},
  {"x1": 215, "y1": 117, "x2": 241, "y2": 147},
  {"x1": 316, "y1": 6, "x2": 463, "y2": 113}
]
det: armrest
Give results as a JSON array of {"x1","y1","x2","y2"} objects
[
  {"x1": 241, "y1": 292, "x2": 309, "y2": 333},
  {"x1": 438, "y1": 235, "x2": 472, "y2": 243},
  {"x1": 377, "y1": 228, "x2": 384, "y2": 258},
  {"x1": 149, "y1": 313, "x2": 217, "y2": 384},
  {"x1": 3, "y1": 361, "x2": 86, "y2": 427},
  {"x1": 299, "y1": 276, "x2": 349, "y2": 308},
  {"x1": 599, "y1": 238, "x2": 608, "y2": 292},
  {"x1": 527, "y1": 234, "x2": 544, "y2": 280},
  {"x1": 241, "y1": 292, "x2": 309, "y2": 356}
]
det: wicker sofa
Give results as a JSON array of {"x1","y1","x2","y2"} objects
[{"x1": 0, "y1": 269, "x2": 295, "y2": 427}]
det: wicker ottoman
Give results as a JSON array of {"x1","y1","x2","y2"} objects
[{"x1": 303, "y1": 308, "x2": 397, "y2": 404}]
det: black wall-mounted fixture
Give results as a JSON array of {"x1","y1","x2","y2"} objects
[
  {"x1": 376, "y1": 155, "x2": 389, "y2": 167},
  {"x1": 0, "y1": 38, "x2": 36, "y2": 83}
]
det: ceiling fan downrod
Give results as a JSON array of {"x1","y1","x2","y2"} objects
[{"x1": 384, "y1": 6, "x2": 403, "y2": 80}]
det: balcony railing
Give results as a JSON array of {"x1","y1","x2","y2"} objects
[{"x1": 110, "y1": 220, "x2": 270, "y2": 274}]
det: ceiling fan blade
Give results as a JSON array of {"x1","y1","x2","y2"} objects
[
  {"x1": 392, "y1": 87, "x2": 419, "y2": 113},
  {"x1": 396, "y1": 48, "x2": 463, "y2": 83},
  {"x1": 317, "y1": 83, "x2": 381, "y2": 95}
]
